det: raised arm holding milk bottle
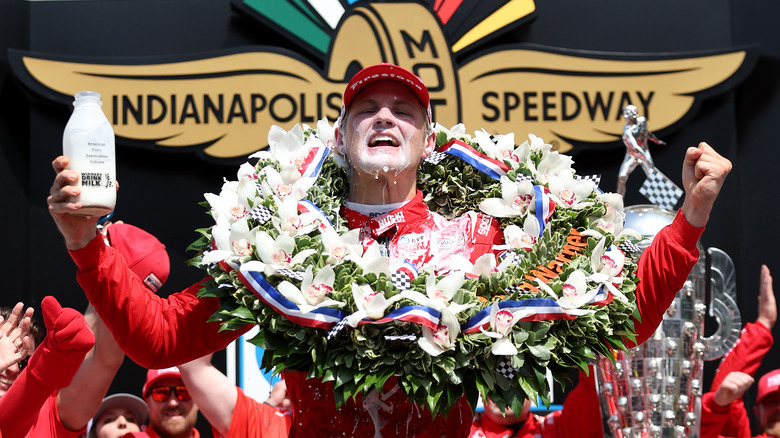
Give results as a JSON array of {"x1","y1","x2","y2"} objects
[{"x1": 62, "y1": 91, "x2": 116, "y2": 217}]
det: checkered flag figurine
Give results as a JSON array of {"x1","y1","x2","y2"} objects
[
  {"x1": 249, "y1": 205, "x2": 273, "y2": 224},
  {"x1": 497, "y1": 358, "x2": 518, "y2": 380},
  {"x1": 639, "y1": 170, "x2": 683, "y2": 210},
  {"x1": 424, "y1": 151, "x2": 448, "y2": 165},
  {"x1": 391, "y1": 271, "x2": 412, "y2": 291}
]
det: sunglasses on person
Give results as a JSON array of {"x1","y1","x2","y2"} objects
[{"x1": 148, "y1": 385, "x2": 191, "y2": 402}]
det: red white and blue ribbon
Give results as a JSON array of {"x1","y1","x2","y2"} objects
[
  {"x1": 298, "y1": 145, "x2": 330, "y2": 179},
  {"x1": 461, "y1": 298, "x2": 576, "y2": 333},
  {"x1": 297, "y1": 199, "x2": 333, "y2": 231},
  {"x1": 239, "y1": 264, "x2": 441, "y2": 332},
  {"x1": 437, "y1": 139, "x2": 510, "y2": 181},
  {"x1": 397, "y1": 259, "x2": 418, "y2": 279},
  {"x1": 238, "y1": 265, "x2": 345, "y2": 329},
  {"x1": 589, "y1": 285, "x2": 613, "y2": 306},
  {"x1": 533, "y1": 185, "x2": 556, "y2": 237},
  {"x1": 355, "y1": 305, "x2": 441, "y2": 331}
]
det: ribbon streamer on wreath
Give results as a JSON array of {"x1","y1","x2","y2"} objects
[
  {"x1": 461, "y1": 298, "x2": 577, "y2": 334},
  {"x1": 298, "y1": 145, "x2": 330, "y2": 179},
  {"x1": 297, "y1": 199, "x2": 333, "y2": 231},
  {"x1": 238, "y1": 264, "x2": 442, "y2": 332},
  {"x1": 436, "y1": 139, "x2": 511, "y2": 180},
  {"x1": 533, "y1": 185, "x2": 556, "y2": 237}
]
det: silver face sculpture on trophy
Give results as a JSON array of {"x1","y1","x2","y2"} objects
[{"x1": 595, "y1": 107, "x2": 741, "y2": 438}]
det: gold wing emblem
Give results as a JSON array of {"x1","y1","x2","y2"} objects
[
  {"x1": 15, "y1": 51, "x2": 342, "y2": 158},
  {"x1": 458, "y1": 47, "x2": 751, "y2": 152}
]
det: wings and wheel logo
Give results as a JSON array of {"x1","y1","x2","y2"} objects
[{"x1": 9, "y1": 0, "x2": 755, "y2": 160}]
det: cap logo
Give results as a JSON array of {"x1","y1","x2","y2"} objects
[
  {"x1": 768, "y1": 374, "x2": 780, "y2": 388},
  {"x1": 144, "y1": 273, "x2": 163, "y2": 293}
]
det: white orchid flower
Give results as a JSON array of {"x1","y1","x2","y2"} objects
[
  {"x1": 316, "y1": 118, "x2": 336, "y2": 148},
  {"x1": 354, "y1": 241, "x2": 390, "y2": 276},
  {"x1": 418, "y1": 307, "x2": 461, "y2": 356},
  {"x1": 398, "y1": 272, "x2": 472, "y2": 313},
  {"x1": 479, "y1": 176, "x2": 535, "y2": 218},
  {"x1": 259, "y1": 167, "x2": 315, "y2": 202},
  {"x1": 588, "y1": 237, "x2": 629, "y2": 303},
  {"x1": 521, "y1": 133, "x2": 552, "y2": 154},
  {"x1": 346, "y1": 284, "x2": 404, "y2": 327},
  {"x1": 255, "y1": 231, "x2": 316, "y2": 277},
  {"x1": 468, "y1": 253, "x2": 513, "y2": 277},
  {"x1": 433, "y1": 122, "x2": 470, "y2": 141},
  {"x1": 535, "y1": 270, "x2": 598, "y2": 316},
  {"x1": 547, "y1": 173, "x2": 595, "y2": 210},
  {"x1": 590, "y1": 192, "x2": 626, "y2": 235},
  {"x1": 481, "y1": 303, "x2": 526, "y2": 356},
  {"x1": 528, "y1": 150, "x2": 574, "y2": 184},
  {"x1": 200, "y1": 217, "x2": 256, "y2": 270},
  {"x1": 276, "y1": 265, "x2": 344, "y2": 311},
  {"x1": 251, "y1": 124, "x2": 309, "y2": 172},
  {"x1": 474, "y1": 129, "x2": 520, "y2": 166},
  {"x1": 271, "y1": 196, "x2": 320, "y2": 237},
  {"x1": 321, "y1": 228, "x2": 363, "y2": 265},
  {"x1": 503, "y1": 215, "x2": 541, "y2": 250}
]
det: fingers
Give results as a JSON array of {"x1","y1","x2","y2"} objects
[
  {"x1": 41, "y1": 295, "x2": 63, "y2": 331},
  {"x1": 0, "y1": 302, "x2": 23, "y2": 336},
  {"x1": 52, "y1": 155, "x2": 69, "y2": 173}
]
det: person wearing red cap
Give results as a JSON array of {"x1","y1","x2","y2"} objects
[
  {"x1": 119, "y1": 367, "x2": 203, "y2": 438},
  {"x1": 48, "y1": 62, "x2": 733, "y2": 437},
  {"x1": 0, "y1": 222, "x2": 171, "y2": 437},
  {"x1": 699, "y1": 265, "x2": 777, "y2": 438}
]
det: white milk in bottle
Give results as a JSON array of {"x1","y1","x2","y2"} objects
[{"x1": 62, "y1": 91, "x2": 116, "y2": 217}]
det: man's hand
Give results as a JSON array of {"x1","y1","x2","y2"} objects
[
  {"x1": 713, "y1": 371, "x2": 754, "y2": 407},
  {"x1": 0, "y1": 303, "x2": 33, "y2": 372},
  {"x1": 47, "y1": 156, "x2": 101, "y2": 250},
  {"x1": 758, "y1": 265, "x2": 776, "y2": 330},
  {"x1": 680, "y1": 142, "x2": 732, "y2": 228}
]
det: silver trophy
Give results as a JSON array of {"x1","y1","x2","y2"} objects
[{"x1": 596, "y1": 205, "x2": 741, "y2": 438}]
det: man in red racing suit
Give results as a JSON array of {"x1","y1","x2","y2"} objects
[{"x1": 48, "y1": 63, "x2": 733, "y2": 438}]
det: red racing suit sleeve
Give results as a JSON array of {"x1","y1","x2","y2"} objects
[
  {"x1": 70, "y1": 234, "x2": 251, "y2": 369},
  {"x1": 700, "y1": 392, "x2": 734, "y2": 438},
  {"x1": 708, "y1": 322, "x2": 773, "y2": 437},
  {"x1": 630, "y1": 210, "x2": 704, "y2": 347}
]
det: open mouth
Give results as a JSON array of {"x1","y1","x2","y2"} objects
[{"x1": 369, "y1": 134, "x2": 398, "y2": 147}]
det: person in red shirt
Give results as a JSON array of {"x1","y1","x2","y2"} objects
[
  {"x1": 122, "y1": 368, "x2": 202, "y2": 438},
  {"x1": 699, "y1": 265, "x2": 776, "y2": 438},
  {"x1": 470, "y1": 366, "x2": 602, "y2": 438},
  {"x1": 0, "y1": 222, "x2": 169, "y2": 438},
  {"x1": 47, "y1": 63, "x2": 733, "y2": 437},
  {"x1": 0, "y1": 296, "x2": 95, "y2": 437},
  {"x1": 178, "y1": 353, "x2": 291, "y2": 438}
]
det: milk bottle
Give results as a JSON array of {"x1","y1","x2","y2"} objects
[{"x1": 62, "y1": 91, "x2": 116, "y2": 217}]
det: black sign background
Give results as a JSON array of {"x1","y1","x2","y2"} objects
[{"x1": 0, "y1": 0, "x2": 777, "y2": 435}]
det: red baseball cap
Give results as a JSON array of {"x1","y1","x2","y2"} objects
[
  {"x1": 142, "y1": 367, "x2": 182, "y2": 398},
  {"x1": 341, "y1": 63, "x2": 431, "y2": 119},
  {"x1": 757, "y1": 369, "x2": 780, "y2": 404},
  {"x1": 106, "y1": 223, "x2": 170, "y2": 293}
]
